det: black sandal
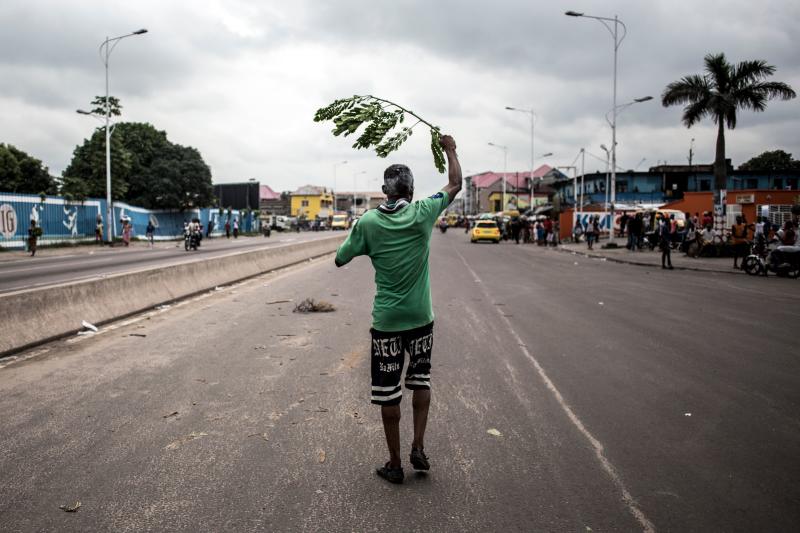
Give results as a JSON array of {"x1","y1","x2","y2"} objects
[
  {"x1": 376, "y1": 462, "x2": 404, "y2": 484},
  {"x1": 410, "y1": 447, "x2": 430, "y2": 471}
]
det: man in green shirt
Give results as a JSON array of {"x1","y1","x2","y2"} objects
[{"x1": 335, "y1": 135, "x2": 462, "y2": 484}]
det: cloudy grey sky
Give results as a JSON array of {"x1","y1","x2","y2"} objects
[{"x1": 2, "y1": 0, "x2": 798, "y2": 198}]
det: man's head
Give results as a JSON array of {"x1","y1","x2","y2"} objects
[{"x1": 382, "y1": 164, "x2": 414, "y2": 201}]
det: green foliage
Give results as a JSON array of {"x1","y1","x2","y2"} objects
[
  {"x1": 739, "y1": 150, "x2": 800, "y2": 171},
  {"x1": 662, "y1": 53, "x2": 796, "y2": 190},
  {"x1": 314, "y1": 95, "x2": 445, "y2": 173},
  {"x1": 63, "y1": 121, "x2": 214, "y2": 210},
  {"x1": 0, "y1": 143, "x2": 58, "y2": 194},
  {"x1": 91, "y1": 95, "x2": 122, "y2": 117}
]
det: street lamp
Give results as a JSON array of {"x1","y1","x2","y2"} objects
[
  {"x1": 600, "y1": 144, "x2": 611, "y2": 235},
  {"x1": 566, "y1": 9, "x2": 627, "y2": 244},
  {"x1": 505, "y1": 107, "x2": 535, "y2": 205},
  {"x1": 77, "y1": 29, "x2": 148, "y2": 245},
  {"x1": 352, "y1": 170, "x2": 367, "y2": 216},
  {"x1": 488, "y1": 142, "x2": 508, "y2": 212},
  {"x1": 333, "y1": 160, "x2": 347, "y2": 212}
]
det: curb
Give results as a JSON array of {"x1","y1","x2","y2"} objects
[
  {"x1": 554, "y1": 246, "x2": 745, "y2": 275},
  {"x1": 0, "y1": 234, "x2": 346, "y2": 356}
]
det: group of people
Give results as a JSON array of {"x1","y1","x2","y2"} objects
[{"x1": 463, "y1": 215, "x2": 560, "y2": 246}]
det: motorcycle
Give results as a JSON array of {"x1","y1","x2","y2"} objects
[
  {"x1": 743, "y1": 239, "x2": 800, "y2": 278},
  {"x1": 184, "y1": 228, "x2": 201, "y2": 251}
]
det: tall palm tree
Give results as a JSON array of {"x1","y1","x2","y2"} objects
[{"x1": 662, "y1": 53, "x2": 795, "y2": 192}]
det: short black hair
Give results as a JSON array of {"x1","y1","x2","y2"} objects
[{"x1": 383, "y1": 164, "x2": 414, "y2": 198}]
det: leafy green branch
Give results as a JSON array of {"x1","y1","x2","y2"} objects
[{"x1": 314, "y1": 95, "x2": 445, "y2": 173}]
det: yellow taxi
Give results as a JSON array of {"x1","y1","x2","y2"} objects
[{"x1": 471, "y1": 220, "x2": 501, "y2": 243}]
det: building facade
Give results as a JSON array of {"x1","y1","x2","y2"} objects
[{"x1": 290, "y1": 185, "x2": 334, "y2": 219}]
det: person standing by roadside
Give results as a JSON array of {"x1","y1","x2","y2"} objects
[
  {"x1": 146, "y1": 220, "x2": 155, "y2": 248},
  {"x1": 335, "y1": 135, "x2": 461, "y2": 485},
  {"x1": 627, "y1": 214, "x2": 638, "y2": 250},
  {"x1": 660, "y1": 216, "x2": 673, "y2": 269},
  {"x1": 225, "y1": 219, "x2": 231, "y2": 239},
  {"x1": 95, "y1": 215, "x2": 103, "y2": 244},
  {"x1": 620, "y1": 212, "x2": 629, "y2": 239},
  {"x1": 573, "y1": 218, "x2": 584, "y2": 243},
  {"x1": 233, "y1": 218, "x2": 240, "y2": 238},
  {"x1": 731, "y1": 215, "x2": 748, "y2": 270},
  {"x1": 586, "y1": 216, "x2": 597, "y2": 250},
  {"x1": 28, "y1": 219, "x2": 39, "y2": 257},
  {"x1": 510, "y1": 216, "x2": 521, "y2": 244}
]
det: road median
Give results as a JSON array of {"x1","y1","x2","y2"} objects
[{"x1": 0, "y1": 234, "x2": 346, "y2": 356}]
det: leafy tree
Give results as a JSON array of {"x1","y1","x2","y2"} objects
[
  {"x1": 62, "y1": 128, "x2": 131, "y2": 200},
  {"x1": 0, "y1": 143, "x2": 57, "y2": 194},
  {"x1": 662, "y1": 53, "x2": 796, "y2": 192},
  {"x1": 64, "y1": 121, "x2": 213, "y2": 210},
  {"x1": 739, "y1": 149, "x2": 800, "y2": 171}
]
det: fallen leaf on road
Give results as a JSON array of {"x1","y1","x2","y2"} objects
[
  {"x1": 59, "y1": 501, "x2": 81, "y2": 512},
  {"x1": 162, "y1": 411, "x2": 179, "y2": 419},
  {"x1": 293, "y1": 298, "x2": 336, "y2": 313},
  {"x1": 487, "y1": 428, "x2": 503, "y2": 437},
  {"x1": 318, "y1": 449, "x2": 326, "y2": 463},
  {"x1": 165, "y1": 431, "x2": 208, "y2": 450}
]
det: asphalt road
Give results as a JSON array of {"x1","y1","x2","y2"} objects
[
  {"x1": 0, "y1": 232, "x2": 333, "y2": 294},
  {"x1": 1, "y1": 231, "x2": 798, "y2": 532}
]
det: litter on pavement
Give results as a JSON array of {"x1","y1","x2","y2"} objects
[
  {"x1": 293, "y1": 298, "x2": 336, "y2": 313},
  {"x1": 487, "y1": 428, "x2": 503, "y2": 437}
]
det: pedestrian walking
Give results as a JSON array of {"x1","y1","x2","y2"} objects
[
  {"x1": 95, "y1": 215, "x2": 103, "y2": 244},
  {"x1": 146, "y1": 220, "x2": 155, "y2": 248},
  {"x1": 225, "y1": 219, "x2": 231, "y2": 238},
  {"x1": 233, "y1": 218, "x2": 239, "y2": 238},
  {"x1": 586, "y1": 216, "x2": 598, "y2": 250},
  {"x1": 207, "y1": 220, "x2": 214, "y2": 238},
  {"x1": 27, "y1": 219, "x2": 39, "y2": 257},
  {"x1": 536, "y1": 220, "x2": 545, "y2": 245},
  {"x1": 660, "y1": 217, "x2": 673, "y2": 269},
  {"x1": 122, "y1": 220, "x2": 132, "y2": 247},
  {"x1": 334, "y1": 134, "x2": 461, "y2": 484}
]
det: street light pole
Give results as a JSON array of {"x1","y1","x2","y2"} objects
[
  {"x1": 352, "y1": 170, "x2": 366, "y2": 216},
  {"x1": 505, "y1": 107, "x2": 536, "y2": 209},
  {"x1": 93, "y1": 29, "x2": 148, "y2": 244},
  {"x1": 488, "y1": 143, "x2": 508, "y2": 212},
  {"x1": 333, "y1": 160, "x2": 347, "y2": 212},
  {"x1": 566, "y1": 10, "x2": 627, "y2": 243},
  {"x1": 600, "y1": 144, "x2": 611, "y2": 235}
]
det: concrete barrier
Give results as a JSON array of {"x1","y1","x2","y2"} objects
[{"x1": 0, "y1": 234, "x2": 346, "y2": 355}]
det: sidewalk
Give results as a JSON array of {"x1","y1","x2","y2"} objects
[
  {"x1": 556, "y1": 240, "x2": 745, "y2": 275},
  {"x1": 0, "y1": 239, "x2": 183, "y2": 263}
]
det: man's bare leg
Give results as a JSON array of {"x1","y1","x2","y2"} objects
[
  {"x1": 411, "y1": 389, "x2": 430, "y2": 449},
  {"x1": 381, "y1": 405, "x2": 402, "y2": 468}
]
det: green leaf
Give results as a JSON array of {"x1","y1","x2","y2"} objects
[{"x1": 314, "y1": 95, "x2": 446, "y2": 173}]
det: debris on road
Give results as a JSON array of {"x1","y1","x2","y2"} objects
[
  {"x1": 293, "y1": 298, "x2": 336, "y2": 313},
  {"x1": 162, "y1": 411, "x2": 179, "y2": 419},
  {"x1": 59, "y1": 501, "x2": 81, "y2": 513},
  {"x1": 266, "y1": 299, "x2": 292, "y2": 305},
  {"x1": 155, "y1": 304, "x2": 171, "y2": 310},
  {"x1": 81, "y1": 320, "x2": 98, "y2": 332},
  {"x1": 165, "y1": 431, "x2": 208, "y2": 450},
  {"x1": 318, "y1": 449, "x2": 326, "y2": 463},
  {"x1": 127, "y1": 333, "x2": 147, "y2": 338},
  {"x1": 684, "y1": 413, "x2": 692, "y2": 417},
  {"x1": 598, "y1": 302, "x2": 604, "y2": 306},
  {"x1": 487, "y1": 428, "x2": 503, "y2": 437},
  {"x1": 247, "y1": 433, "x2": 269, "y2": 441}
]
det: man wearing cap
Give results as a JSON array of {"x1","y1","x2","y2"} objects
[{"x1": 334, "y1": 135, "x2": 462, "y2": 484}]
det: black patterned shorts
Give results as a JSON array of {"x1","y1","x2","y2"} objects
[{"x1": 370, "y1": 322, "x2": 433, "y2": 406}]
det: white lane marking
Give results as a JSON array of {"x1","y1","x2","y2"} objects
[{"x1": 453, "y1": 245, "x2": 656, "y2": 533}]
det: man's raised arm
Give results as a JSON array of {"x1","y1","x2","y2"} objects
[{"x1": 439, "y1": 135, "x2": 462, "y2": 205}]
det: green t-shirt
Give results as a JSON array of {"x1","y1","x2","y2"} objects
[{"x1": 335, "y1": 191, "x2": 450, "y2": 332}]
